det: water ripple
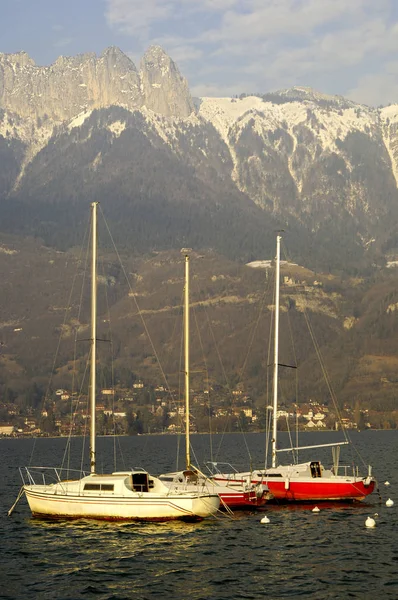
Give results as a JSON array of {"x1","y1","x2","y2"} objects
[{"x1": 2, "y1": 432, "x2": 398, "y2": 599}]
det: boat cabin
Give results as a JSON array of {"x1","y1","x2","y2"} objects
[
  {"x1": 130, "y1": 471, "x2": 155, "y2": 492},
  {"x1": 310, "y1": 462, "x2": 322, "y2": 478}
]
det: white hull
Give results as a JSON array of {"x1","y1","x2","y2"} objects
[{"x1": 23, "y1": 470, "x2": 220, "y2": 521}]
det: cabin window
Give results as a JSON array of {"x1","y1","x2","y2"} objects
[
  {"x1": 101, "y1": 484, "x2": 114, "y2": 491},
  {"x1": 131, "y1": 473, "x2": 149, "y2": 493},
  {"x1": 84, "y1": 484, "x2": 101, "y2": 491},
  {"x1": 84, "y1": 483, "x2": 114, "y2": 491}
]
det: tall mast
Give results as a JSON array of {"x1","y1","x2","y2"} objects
[
  {"x1": 184, "y1": 253, "x2": 190, "y2": 470},
  {"x1": 271, "y1": 235, "x2": 281, "y2": 468},
  {"x1": 90, "y1": 202, "x2": 98, "y2": 474}
]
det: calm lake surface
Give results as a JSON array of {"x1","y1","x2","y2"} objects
[{"x1": 1, "y1": 431, "x2": 397, "y2": 600}]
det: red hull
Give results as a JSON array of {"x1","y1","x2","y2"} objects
[
  {"x1": 213, "y1": 476, "x2": 374, "y2": 503},
  {"x1": 218, "y1": 490, "x2": 265, "y2": 510},
  {"x1": 265, "y1": 479, "x2": 375, "y2": 502}
]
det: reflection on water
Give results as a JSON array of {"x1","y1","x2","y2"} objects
[{"x1": 1, "y1": 431, "x2": 398, "y2": 599}]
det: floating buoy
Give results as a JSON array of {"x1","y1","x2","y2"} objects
[
  {"x1": 260, "y1": 515, "x2": 270, "y2": 524},
  {"x1": 312, "y1": 506, "x2": 320, "y2": 513},
  {"x1": 365, "y1": 516, "x2": 376, "y2": 528},
  {"x1": 386, "y1": 498, "x2": 394, "y2": 507},
  {"x1": 385, "y1": 481, "x2": 390, "y2": 486}
]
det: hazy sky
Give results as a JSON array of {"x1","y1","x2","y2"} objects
[{"x1": 2, "y1": 0, "x2": 398, "y2": 106}]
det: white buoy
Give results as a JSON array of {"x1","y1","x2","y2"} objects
[
  {"x1": 260, "y1": 515, "x2": 270, "y2": 524},
  {"x1": 365, "y1": 516, "x2": 376, "y2": 528},
  {"x1": 312, "y1": 506, "x2": 320, "y2": 513},
  {"x1": 385, "y1": 481, "x2": 390, "y2": 486},
  {"x1": 386, "y1": 498, "x2": 394, "y2": 507}
]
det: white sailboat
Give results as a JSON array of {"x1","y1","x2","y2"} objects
[
  {"x1": 14, "y1": 203, "x2": 220, "y2": 521},
  {"x1": 159, "y1": 252, "x2": 265, "y2": 510},
  {"x1": 211, "y1": 235, "x2": 375, "y2": 503}
]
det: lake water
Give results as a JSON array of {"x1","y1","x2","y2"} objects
[{"x1": 1, "y1": 431, "x2": 397, "y2": 599}]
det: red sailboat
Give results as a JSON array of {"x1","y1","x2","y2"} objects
[{"x1": 210, "y1": 235, "x2": 375, "y2": 503}]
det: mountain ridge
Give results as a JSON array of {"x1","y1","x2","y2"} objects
[{"x1": 1, "y1": 46, "x2": 398, "y2": 272}]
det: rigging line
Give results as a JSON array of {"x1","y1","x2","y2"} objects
[
  {"x1": 71, "y1": 219, "x2": 92, "y2": 474},
  {"x1": 285, "y1": 283, "x2": 300, "y2": 462},
  {"x1": 189, "y1": 275, "x2": 252, "y2": 464},
  {"x1": 165, "y1": 286, "x2": 184, "y2": 393},
  {"x1": 190, "y1": 282, "x2": 230, "y2": 457},
  {"x1": 30, "y1": 209, "x2": 91, "y2": 472},
  {"x1": 188, "y1": 272, "x2": 229, "y2": 452},
  {"x1": 280, "y1": 240, "x2": 367, "y2": 464},
  {"x1": 175, "y1": 299, "x2": 184, "y2": 471},
  {"x1": 43, "y1": 213, "x2": 91, "y2": 410},
  {"x1": 59, "y1": 216, "x2": 91, "y2": 476},
  {"x1": 168, "y1": 286, "x2": 185, "y2": 412},
  {"x1": 188, "y1": 270, "x2": 227, "y2": 460},
  {"x1": 304, "y1": 312, "x2": 349, "y2": 443},
  {"x1": 192, "y1": 302, "x2": 214, "y2": 462},
  {"x1": 80, "y1": 361, "x2": 90, "y2": 475},
  {"x1": 237, "y1": 282, "x2": 271, "y2": 385},
  {"x1": 285, "y1": 413, "x2": 295, "y2": 457},
  {"x1": 97, "y1": 254, "x2": 119, "y2": 469},
  {"x1": 38, "y1": 213, "x2": 91, "y2": 474},
  {"x1": 264, "y1": 266, "x2": 276, "y2": 469},
  {"x1": 60, "y1": 358, "x2": 90, "y2": 474},
  {"x1": 340, "y1": 426, "x2": 368, "y2": 469},
  {"x1": 193, "y1": 275, "x2": 255, "y2": 461},
  {"x1": 98, "y1": 205, "x2": 176, "y2": 405}
]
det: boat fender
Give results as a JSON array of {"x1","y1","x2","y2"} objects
[
  {"x1": 364, "y1": 476, "x2": 372, "y2": 487},
  {"x1": 284, "y1": 478, "x2": 290, "y2": 490}
]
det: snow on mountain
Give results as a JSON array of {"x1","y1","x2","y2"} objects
[{"x1": 2, "y1": 47, "x2": 398, "y2": 265}]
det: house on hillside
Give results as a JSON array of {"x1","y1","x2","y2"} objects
[{"x1": 0, "y1": 424, "x2": 15, "y2": 436}]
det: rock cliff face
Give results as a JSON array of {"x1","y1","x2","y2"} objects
[
  {"x1": 140, "y1": 46, "x2": 194, "y2": 118},
  {"x1": 0, "y1": 46, "x2": 193, "y2": 123}
]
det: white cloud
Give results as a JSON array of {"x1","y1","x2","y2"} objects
[
  {"x1": 105, "y1": 0, "x2": 175, "y2": 38},
  {"x1": 53, "y1": 37, "x2": 74, "y2": 49},
  {"x1": 347, "y1": 63, "x2": 398, "y2": 106},
  {"x1": 104, "y1": 0, "x2": 398, "y2": 105}
]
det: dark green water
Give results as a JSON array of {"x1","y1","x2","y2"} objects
[{"x1": 1, "y1": 431, "x2": 397, "y2": 599}]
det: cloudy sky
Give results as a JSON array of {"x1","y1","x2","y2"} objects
[{"x1": 2, "y1": 0, "x2": 398, "y2": 106}]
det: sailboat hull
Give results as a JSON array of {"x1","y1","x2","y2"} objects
[
  {"x1": 24, "y1": 486, "x2": 219, "y2": 521},
  {"x1": 25, "y1": 488, "x2": 218, "y2": 521},
  {"x1": 22, "y1": 470, "x2": 220, "y2": 521},
  {"x1": 159, "y1": 470, "x2": 265, "y2": 510},
  {"x1": 218, "y1": 489, "x2": 264, "y2": 509},
  {"x1": 212, "y1": 467, "x2": 375, "y2": 503},
  {"x1": 264, "y1": 478, "x2": 375, "y2": 502}
]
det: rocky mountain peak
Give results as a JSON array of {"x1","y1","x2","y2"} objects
[
  {"x1": 140, "y1": 45, "x2": 194, "y2": 118},
  {"x1": 99, "y1": 46, "x2": 137, "y2": 73},
  {"x1": 0, "y1": 50, "x2": 36, "y2": 69},
  {"x1": 0, "y1": 46, "x2": 193, "y2": 123},
  {"x1": 263, "y1": 86, "x2": 359, "y2": 110}
]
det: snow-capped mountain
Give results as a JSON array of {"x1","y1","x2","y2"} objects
[{"x1": 1, "y1": 46, "x2": 398, "y2": 270}]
